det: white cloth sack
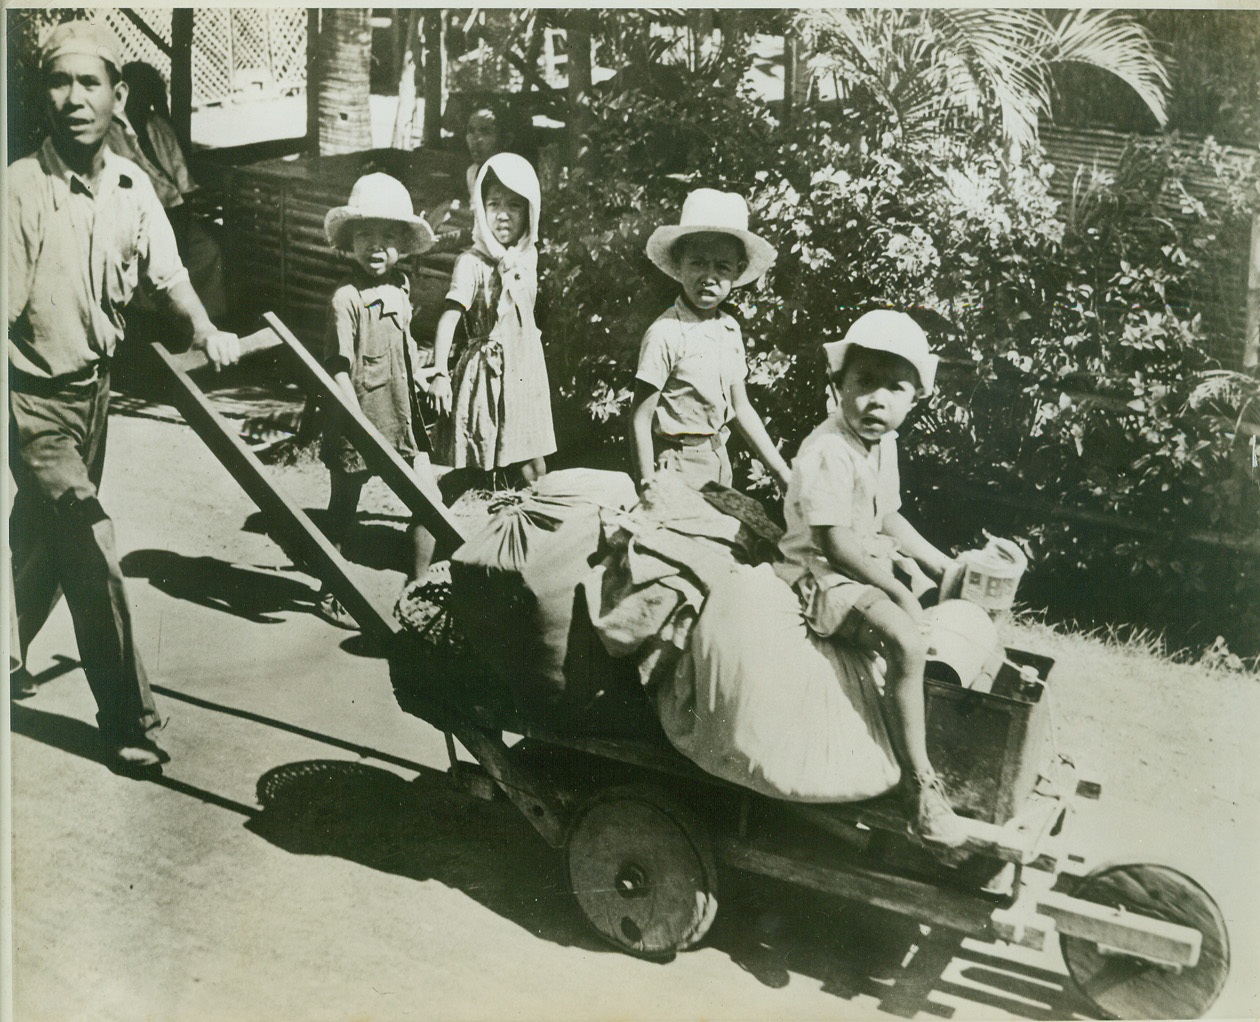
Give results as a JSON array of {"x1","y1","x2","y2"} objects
[{"x1": 657, "y1": 563, "x2": 901, "y2": 803}]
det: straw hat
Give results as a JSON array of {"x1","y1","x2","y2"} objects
[
  {"x1": 645, "y1": 188, "x2": 777, "y2": 288},
  {"x1": 324, "y1": 173, "x2": 437, "y2": 256},
  {"x1": 822, "y1": 310, "x2": 939, "y2": 396},
  {"x1": 41, "y1": 21, "x2": 123, "y2": 71}
]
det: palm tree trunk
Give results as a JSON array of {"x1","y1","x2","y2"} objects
[
  {"x1": 783, "y1": 23, "x2": 812, "y2": 127},
  {"x1": 566, "y1": 11, "x2": 595, "y2": 166},
  {"x1": 421, "y1": 10, "x2": 445, "y2": 148},
  {"x1": 392, "y1": 10, "x2": 419, "y2": 149},
  {"x1": 317, "y1": 8, "x2": 373, "y2": 155}
]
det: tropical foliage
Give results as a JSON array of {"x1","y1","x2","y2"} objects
[
  {"x1": 794, "y1": 8, "x2": 1169, "y2": 151},
  {"x1": 535, "y1": 12, "x2": 1260, "y2": 655}
]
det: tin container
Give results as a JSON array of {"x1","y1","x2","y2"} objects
[
  {"x1": 924, "y1": 647, "x2": 1055, "y2": 824},
  {"x1": 954, "y1": 537, "x2": 1028, "y2": 612}
]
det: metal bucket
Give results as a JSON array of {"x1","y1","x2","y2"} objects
[{"x1": 924, "y1": 599, "x2": 1005, "y2": 692}]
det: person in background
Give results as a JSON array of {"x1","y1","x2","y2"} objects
[
  {"x1": 104, "y1": 60, "x2": 226, "y2": 320},
  {"x1": 464, "y1": 100, "x2": 512, "y2": 203},
  {"x1": 428, "y1": 100, "x2": 515, "y2": 248},
  {"x1": 8, "y1": 21, "x2": 240, "y2": 771},
  {"x1": 428, "y1": 153, "x2": 556, "y2": 488},
  {"x1": 317, "y1": 173, "x2": 445, "y2": 628},
  {"x1": 631, "y1": 188, "x2": 791, "y2": 493},
  {"x1": 777, "y1": 311, "x2": 968, "y2": 853}
]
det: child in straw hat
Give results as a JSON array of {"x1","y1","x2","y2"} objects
[
  {"x1": 632, "y1": 188, "x2": 791, "y2": 493},
  {"x1": 777, "y1": 311, "x2": 967, "y2": 852},
  {"x1": 317, "y1": 172, "x2": 443, "y2": 628}
]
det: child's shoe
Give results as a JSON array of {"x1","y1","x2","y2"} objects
[
  {"x1": 907, "y1": 770, "x2": 969, "y2": 851},
  {"x1": 316, "y1": 589, "x2": 357, "y2": 630}
]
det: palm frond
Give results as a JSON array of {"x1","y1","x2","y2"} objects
[
  {"x1": 1188, "y1": 370, "x2": 1260, "y2": 424},
  {"x1": 1047, "y1": 9, "x2": 1169, "y2": 126},
  {"x1": 927, "y1": 9, "x2": 1053, "y2": 146},
  {"x1": 791, "y1": 7, "x2": 1168, "y2": 149}
]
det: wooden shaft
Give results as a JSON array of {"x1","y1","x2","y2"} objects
[
  {"x1": 151, "y1": 342, "x2": 397, "y2": 638},
  {"x1": 453, "y1": 726, "x2": 568, "y2": 847},
  {"x1": 262, "y1": 312, "x2": 465, "y2": 552},
  {"x1": 166, "y1": 324, "x2": 284, "y2": 374},
  {"x1": 1038, "y1": 889, "x2": 1203, "y2": 968},
  {"x1": 723, "y1": 841, "x2": 1001, "y2": 938}
]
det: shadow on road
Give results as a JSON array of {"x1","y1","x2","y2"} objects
[
  {"x1": 242, "y1": 509, "x2": 411, "y2": 574},
  {"x1": 248, "y1": 758, "x2": 601, "y2": 952},
  {"x1": 248, "y1": 758, "x2": 1092, "y2": 1020},
  {"x1": 10, "y1": 702, "x2": 258, "y2": 817},
  {"x1": 10, "y1": 654, "x2": 81, "y2": 698},
  {"x1": 122, "y1": 549, "x2": 318, "y2": 625},
  {"x1": 705, "y1": 876, "x2": 1089, "y2": 1019}
]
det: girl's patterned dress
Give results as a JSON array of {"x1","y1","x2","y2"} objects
[{"x1": 439, "y1": 153, "x2": 556, "y2": 470}]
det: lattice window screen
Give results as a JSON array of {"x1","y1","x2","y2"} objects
[{"x1": 95, "y1": 8, "x2": 306, "y2": 108}]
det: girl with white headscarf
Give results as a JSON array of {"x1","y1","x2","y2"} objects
[{"x1": 428, "y1": 153, "x2": 556, "y2": 484}]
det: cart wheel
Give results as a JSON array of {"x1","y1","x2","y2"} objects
[
  {"x1": 567, "y1": 786, "x2": 718, "y2": 958},
  {"x1": 1061, "y1": 863, "x2": 1230, "y2": 1020}
]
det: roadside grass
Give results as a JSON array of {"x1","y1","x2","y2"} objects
[{"x1": 1002, "y1": 607, "x2": 1260, "y2": 681}]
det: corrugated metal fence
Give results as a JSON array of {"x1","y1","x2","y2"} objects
[{"x1": 1040, "y1": 125, "x2": 1259, "y2": 368}]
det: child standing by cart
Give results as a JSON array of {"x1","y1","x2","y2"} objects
[
  {"x1": 427, "y1": 152, "x2": 556, "y2": 487},
  {"x1": 777, "y1": 310, "x2": 968, "y2": 851},
  {"x1": 631, "y1": 188, "x2": 791, "y2": 493},
  {"x1": 318, "y1": 173, "x2": 442, "y2": 628}
]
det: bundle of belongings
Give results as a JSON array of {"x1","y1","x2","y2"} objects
[
  {"x1": 438, "y1": 468, "x2": 901, "y2": 803},
  {"x1": 445, "y1": 469, "x2": 647, "y2": 732}
]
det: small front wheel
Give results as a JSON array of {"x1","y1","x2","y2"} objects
[
  {"x1": 1060, "y1": 862, "x2": 1230, "y2": 1019},
  {"x1": 566, "y1": 785, "x2": 718, "y2": 957}
]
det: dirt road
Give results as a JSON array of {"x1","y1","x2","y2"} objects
[{"x1": 8, "y1": 402, "x2": 1259, "y2": 1022}]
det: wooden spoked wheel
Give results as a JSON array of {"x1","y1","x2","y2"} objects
[
  {"x1": 1061, "y1": 863, "x2": 1230, "y2": 1019},
  {"x1": 567, "y1": 786, "x2": 718, "y2": 957}
]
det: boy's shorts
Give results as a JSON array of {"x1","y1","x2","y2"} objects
[
  {"x1": 655, "y1": 436, "x2": 732, "y2": 491},
  {"x1": 794, "y1": 571, "x2": 887, "y2": 642}
]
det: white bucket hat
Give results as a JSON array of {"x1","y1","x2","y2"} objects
[
  {"x1": 645, "y1": 188, "x2": 777, "y2": 288},
  {"x1": 823, "y1": 310, "x2": 940, "y2": 396},
  {"x1": 324, "y1": 173, "x2": 437, "y2": 256}
]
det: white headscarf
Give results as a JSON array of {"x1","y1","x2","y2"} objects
[{"x1": 471, "y1": 152, "x2": 540, "y2": 284}]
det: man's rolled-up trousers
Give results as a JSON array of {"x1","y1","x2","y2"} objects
[{"x1": 8, "y1": 365, "x2": 160, "y2": 742}]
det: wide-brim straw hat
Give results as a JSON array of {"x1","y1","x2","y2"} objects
[
  {"x1": 822, "y1": 310, "x2": 940, "y2": 396},
  {"x1": 324, "y1": 173, "x2": 437, "y2": 256},
  {"x1": 645, "y1": 188, "x2": 777, "y2": 288}
]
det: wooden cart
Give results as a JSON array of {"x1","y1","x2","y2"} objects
[{"x1": 158, "y1": 318, "x2": 1232, "y2": 1021}]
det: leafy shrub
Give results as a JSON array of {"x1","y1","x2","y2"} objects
[{"x1": 537, "y1": 59, "x2": 1260, "y2": 653}]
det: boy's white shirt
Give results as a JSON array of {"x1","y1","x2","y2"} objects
[
  {"x1": 635, "y1": 298, "x2": 747, "y2": 438},
  {"x1": 777, "y1": 415, "x2": 902, "y2": 587}
]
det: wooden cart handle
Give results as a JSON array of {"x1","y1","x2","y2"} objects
[{"x1": 164, "y1": 324, "x2": 284, "y2": 374}]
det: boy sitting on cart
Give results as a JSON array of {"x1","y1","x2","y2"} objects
[{"x1": 776, "y1": 311, "x2": 967, "y2": 852}]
